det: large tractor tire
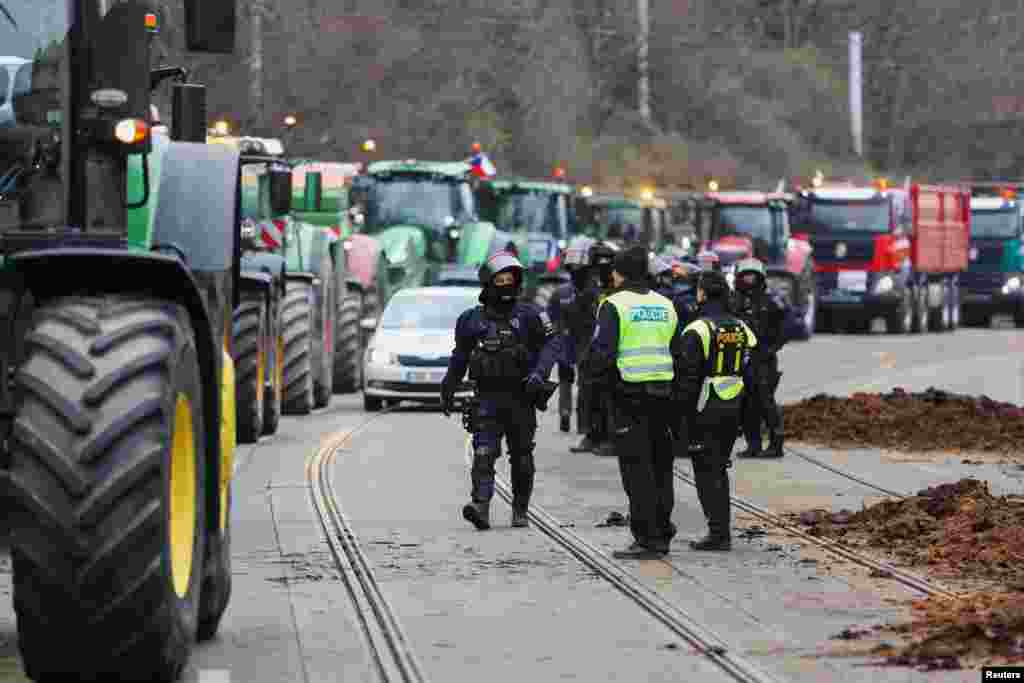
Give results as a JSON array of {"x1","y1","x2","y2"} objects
[
  {"x1": 332, "y1": 294, "x2": 363, "y2": 393},
  {"x1": 282, "y1": 281, "x2": 315, "y2": 415},
  {"x1": 232, "y1": 298, "x2": 266, "y2": 443},
  {"x1": 7, "y1": 296, "x2": 207, "y2": 681},
  {"x1": 312, "y1": 254, "x2": 335, "y2": 409}
]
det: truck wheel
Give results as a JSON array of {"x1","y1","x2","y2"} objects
[
  {"x1": 8, "y1": 296, "x2": 206, "y2": 681},
  {"x1": 332, "y1": 295, "x2": 363, "y2": 393},
  {"x1": 886, "y1": 288, "x2": 913, "y2": 334},
  {"x1": 312, "y1": 256, "x2": 335, "y2": 409},
  {"x1": 534, "y1": 283, "x2": 558, "y2": 311},
  {"x1": 282, "y1": 281, "x2": 315, "y2": 415},
  {"x1": 939, "y1": 281, "x2": 953, "y2": 332},
  {"x1": 1015, "y1": 305, "x2": 1024, "y2": 329},
  {"x1": 949, "y1": 284, "x2": 961, "y2": 329},
  {"x1": 232, "y1": 299, "x2": 265, "y2": 443},
  {"x1": 262, "y1": 332, "x2": 283, "y2": 435}
]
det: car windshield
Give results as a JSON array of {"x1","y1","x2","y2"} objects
[
  {"x1": 804, "y1": 200, "x2": 890, "y2": 233},
  {"x1": 380, "y1": 292, "x2": 479, "y2": 330},
  {"x1": 970, "y1": 209, "x2": 1019, "y2": 239},
  {"x1": 0, "y1": 0, "x2": 70, "y2": 229},
  {"x1": 493, "y1": 191, "x2": 565, "y2": 236},
  {"x1": 715, "y1": 206, "x2": 775, "y2": 243},
  {"x1": 362, "y1": 177, "x2": 473, "y2": 233}
]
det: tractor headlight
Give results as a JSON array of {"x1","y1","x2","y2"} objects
[
  {"x1": 449, "y1": 229, "x2": 460, "y2": 239},
  {"x1": 241, "y1": 221, "x2": 256, "y2": 239},
  {"x1": 874, "y1": 275, "x2": 894, "y2": 295},
  {"x1": 368, "y1": 348, "x2": 396, "y2": 365},
  {"x1": 343, "y1": 239, "x2": 354, "y2": 251},
  {"x1": 1003, "y1": 276, "x2": 1022, "y2": 294}
]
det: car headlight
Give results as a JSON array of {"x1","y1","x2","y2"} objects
[
  {"x1": 368, "y1": 348, "x2": 395, "y2": 365},
  {"x1": 1003, "y1": 276, "x2": 1022, "y2": 294},
  {"x1": 874, "y1": 275, "x2": 894, "y2": 294}
]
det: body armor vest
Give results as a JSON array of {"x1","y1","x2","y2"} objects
[{"x1": 468, "y1": 314, "x2": 527, "y2": 388}]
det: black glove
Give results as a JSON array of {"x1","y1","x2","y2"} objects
[{"x1": 440, "y1": 382, "x2": 455, "y2": 417}]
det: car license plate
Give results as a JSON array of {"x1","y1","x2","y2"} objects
[
  {"x1": 837, "y1": 270, "x2": 867, "y2": 292},
  {"x1": 405, "y1": 370, "x2": 442, "y2": 383}
]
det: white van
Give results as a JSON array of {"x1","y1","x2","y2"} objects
[{"x1": 0, "y1": 56, "x2": 30, "y2": 128}]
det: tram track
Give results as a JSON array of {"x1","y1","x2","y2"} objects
[
  {"x1": 464, "y1": 442, "x2": 785, "y2": 683},
  {"x1": 671, "y1": 465, "x2": 959, "y2": 599},
  {"x1": 307, "y1": 409, "x2": 429, "y2": 683},
  {"x1": 783, "y1": 443, "x2": 909, "y2": 499}
]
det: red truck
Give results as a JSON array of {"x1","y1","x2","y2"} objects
[
  {"x1": 789, "y1": 180, "x2": 970, "y2": 334},
  {"x1": 689, "y1": 191, "x2": 817, "y2": 339}
]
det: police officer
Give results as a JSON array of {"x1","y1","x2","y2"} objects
[
  {"x1": 440, "y1": 252, "x2": 562, "y2": 530},
  {"x1": 679, "y1": 270, "x2": 757, "y2": 550},
  {"x1": 548, "y1": 244, "x2": 592, "y2": 432},
  {"x1": 651, "y1": 255, "x2": 694, "y2": 327},
  {"x1": 732, "y1": 258, "x2": 787, "y2": 458},
  {"x1": 570, "y1": 241, "x2": 618, "y2": 455},
  {"x1": 587, "y1": 245, "x2": 684, "y2": 558}
]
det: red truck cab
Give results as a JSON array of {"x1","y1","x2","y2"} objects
[
  {"x1": 790, "y1": 181, "x2": 968, "y2": 334},
  {"x1": 690, "y1": 191, "x2": 817, "y2": 339}
]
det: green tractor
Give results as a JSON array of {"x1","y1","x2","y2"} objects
[
  {"x1": 236, "y1": 159, "x2": 289, "y2": 441},
  {"x1": 475, "y1": 177, "x2": 574, "y2": 309},
  {"x1": 348, "y1": 160, "x2": 529, "y2": 304},
  {"x1": 232, "y1": 145, "x2": 338, "y2": 413},
  {"x1": 0, "y1": 1, "x2": 251, "y2": 679},
  {"x1": 574, "y1": 192, "x2": 672, "y2": 252},
  {"x1": 290, "y1": 160, "x2": 376, "y2": 394}
]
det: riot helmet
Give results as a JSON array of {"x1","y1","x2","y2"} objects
[
  {"x1": 478, "y1": 251, "x2": 524, "y2": 307},
  {"x1": 589, "y1": 241, "x2": 618, "y2": 288},
  {"x1": 696, "y1": 269, "x2": 730, "y2": 301},
  {"x1": 648, "y1": 255, "x2": 674, "y2": 289},
  {"x1": 735, "y1": 257, "x2": 767, "y2": 293}
]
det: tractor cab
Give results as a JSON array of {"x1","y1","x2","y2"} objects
[
  {"x1": 694, "y1": 191, "x2": 794, "y2": 268},
  {"x1": 474, "y1": 177, "x2": 572, "y2": 302}
]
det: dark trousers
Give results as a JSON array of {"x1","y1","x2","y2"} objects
[
  {"x1": 692, "y1": 396, "x2": 740, "y2": 538},
  {"x1": 558, "y1": 363, "x2": 574, "y2": 419},
  {"x1": 742, "y1": 352, "x2": 782, "y2": 449},
  {"x1": 470, "y1": 393, "x2": 537, "y2": 511},
  {"x1": 613, "y1": 395, "x2": 675, "y2": 548}
]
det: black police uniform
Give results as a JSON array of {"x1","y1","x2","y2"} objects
[
  {"x1": 548, "y1": 279, "x2": 580, "y2": 432},
  {"x1": 734, "y1": 284, "x2": 787, "y2": 458},
  {"x1": 587, "y1": 247, "x2": 685, "y2": 558},
  {"x1": 441, "y1": 253, "x2": 562, "y2": 530},
  {"x1": 571, "y1": 244, "x2": 617, "y2": 455},
  {"x1": 678, "y1": 272, "x2": 756, "y2": 551}
]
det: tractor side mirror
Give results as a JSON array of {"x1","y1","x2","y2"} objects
[
  {"x1": 268, "y1": 163, "x2": 292, "y2": 216},
  {"x1": 171, "y1": 83, "x2": 207, "y2": 143},
  {"x1": 185, "y1": 0, "x2": 237, "y2": 53},
  {"x1": 304, "y1": 171, "x2": 323, "y2": 211}
]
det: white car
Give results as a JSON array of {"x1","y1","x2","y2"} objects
[
  {"x1": 0, "y1": 57, "x2": 30, "y2": 129},
  {"x1": 361, "y1": 286, "x2": 480, "y2": 410}
]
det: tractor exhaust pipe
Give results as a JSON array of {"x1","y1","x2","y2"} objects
[{"x1": 172, "y1": 83, "x2": 207, "y2": 143}]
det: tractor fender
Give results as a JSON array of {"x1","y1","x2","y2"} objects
[
  {"x1": 458, "y1": 221, "x2": 498, "y2": 265},
  {"x1": 344, "y1": 233, "x2": 382, "y2": 291},
  {"x1": 241, "y1": 251, "x2": 286, "y2": 298},
  {"x1": 238, "y1": 270, "x2": 272, "y2": 295},
  {"x1": 785, "y1": 239, "x2": 813, "y2": 275},
  {"x1": 9, "y1": 248, "x2": 229, "y2": 538}
]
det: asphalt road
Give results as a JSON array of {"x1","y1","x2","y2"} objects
[{"x1": 0, "y1": 324, "x2": 1020, "y2": 682}]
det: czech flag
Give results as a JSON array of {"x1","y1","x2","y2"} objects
[{"x1": 468, "y1": 151, "x2": 497, "y2": 178}]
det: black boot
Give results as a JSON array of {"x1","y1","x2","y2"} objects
[
  {"x1": 511, "y1": 509, "x2": 529, "y2": 527},
  {"x1": 560, "y1": 414, "x2": 570, "y2": 432},
  {"x1": 570, "y1": 435, "x2": 599, "y2": 453},
  {"x1": 594, "y1": 441, "x2": 616, "y2": 457},
  {"x1": 690, "y1": 469, "x2": 731, "y2": 551},
  {"x1": 462, "y1": 501, "x2": 491, "y2": 530},
  {"x1": 736, "y1": 437, "x2": 762, "y2": 458},
  {"x1": 511, "y1": 468, "x2": 533, "y2": 528}
]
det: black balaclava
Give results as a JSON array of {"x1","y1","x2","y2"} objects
[
  {"x1": 570, "y1": 266, "x2": 591, "y2": 291},
  {"x1": 612, "y1": 245, "x2": 650, "y2": 284},
  {"x1": 484, "y1": 269, "x2": 520, "y2": 313}
]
